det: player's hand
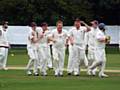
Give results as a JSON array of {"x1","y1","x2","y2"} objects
[
  {"x1": 106, "y1": 36, "x2": 111, "y2": 44},
  {"x1": 80, "y1": 21, "x2": 85, "y2": 24},
  {"x1": 106, "y1": 36, "x2": 111, "y2": 40},
  {"x1": 39, "y1": 33, "x2": 44, "y2": 38}
]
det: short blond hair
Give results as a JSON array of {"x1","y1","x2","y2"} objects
[{"x1": 56, "y1": 20, "x2": 63, "y2": 26}]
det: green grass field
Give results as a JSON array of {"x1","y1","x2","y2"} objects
[{"x1": 0, "y1": 47, "x2": 120, "y2": 90}]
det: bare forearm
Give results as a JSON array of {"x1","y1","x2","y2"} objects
[{"x1": 81, "y1": 21, "x2": 91, "y2": 31}]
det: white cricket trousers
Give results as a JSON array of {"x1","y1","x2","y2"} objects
[
  {"x1": 47, "y1": 45, "x2": 53, "y2": 68},
  {"x1": 38, "y1": 45, "x2": 48, "y2": 74},
  {"x1": 52, "y1": 46, "x2": 65, "y2": 75},
  {"x1": 0, "y1": 47, "x2": 8, "y2": 68},
  {"x1": 26, "y1": 47, "x2": 38, "y2": 73},
  {"x1": 87, "y1": 48, "x2": 97, "y2": 72},
  {"x1": 67, "y1": 45, "x2": 74, "y2": 73},
  {"x1": 89, "y1": 48, "x2": 106, "y2": 75},
  {"x1": 72, "y1": 44, "x2": 86, "y2": 75}
]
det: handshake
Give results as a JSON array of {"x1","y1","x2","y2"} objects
[{"x1": 105, "y1": 36, "x2": 111, "y2": 44}]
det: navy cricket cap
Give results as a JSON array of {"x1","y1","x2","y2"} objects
[{"x1": 98, "y1": 23, "x2": 106, "y2": 29}]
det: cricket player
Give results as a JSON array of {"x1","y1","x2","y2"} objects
[
  {"x1": 51, "y1": 20, "x2": 68, "y2": 77},
  {"x1": 26, "y1": 22, "x2": 39, "y2": 76},
  {"x1": 87, "y1": 20, "x2": 100, "y2": 76},
  {"x1": 0, "y1": 21, "x2": 9, "y2": 70},
  {"x1": 37, "y1": 22, "x2": 52, "y2": 76},
  {"x1": 68, "y1": 19, "x2": 91, "y2": 76},
  {"x1": 88, "y1": 23, "x2": 109, "y2": 78},
  {"x1": 67, "y1": 27, "x2": 89, "y2": 75}
]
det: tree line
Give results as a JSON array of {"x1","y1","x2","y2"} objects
[{"x1": 0, "y1": 0, "x2": 120, "y2": 25}]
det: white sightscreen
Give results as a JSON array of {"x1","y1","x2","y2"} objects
[
  {"x1": 106, "y1": 26, "x2": 119, "y2": 44},
  {"x1": 7, "y1": 26, "x2": 29, "y2": 45},
  {"x1": 5, "y1": 26, "x2": 120, "y2": 45}
]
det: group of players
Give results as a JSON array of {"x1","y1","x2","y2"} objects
[{"x1": 26, "y1": 19, "x2": 110, "y2": 78}]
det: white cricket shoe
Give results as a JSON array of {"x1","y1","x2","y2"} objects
[
  {"x1": 55, "y1": 71, "x2": 59, "y2": 77},
  {"x1": 27, "y1": 71, "x2": 32, "y2": 76},
  {"x1": 99, "y1": 73, "x2": 109, "y2": 78},
  {"x1": 74, "y1": 72, "x2": 79, "y2": 76},
  {"x1": 59, "y1": 72, "x2": 63, "y2": 77},
  {"x1": 87, "y1": 68, "x2": 92, "y2": 75},
  {"x1": 34, "y1": 73, "x2": 39, "y2": 76},
  {"x1": 1, "y1": 67, "x2": 8, "y2": 70},
  {"x1": 41, "y1": 72, "x2": 47, "y2": 76},
  {"x1": 92, "y1": 70, "x2": 96, "y2": 76}
]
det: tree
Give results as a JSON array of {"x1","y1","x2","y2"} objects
[{"x1": 0, "y1": 0, "x2": 120, "y2": 25}]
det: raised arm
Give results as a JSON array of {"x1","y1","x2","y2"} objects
[{"x1": 81, "y1": 21, "x2": 91, "y2": 32}]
